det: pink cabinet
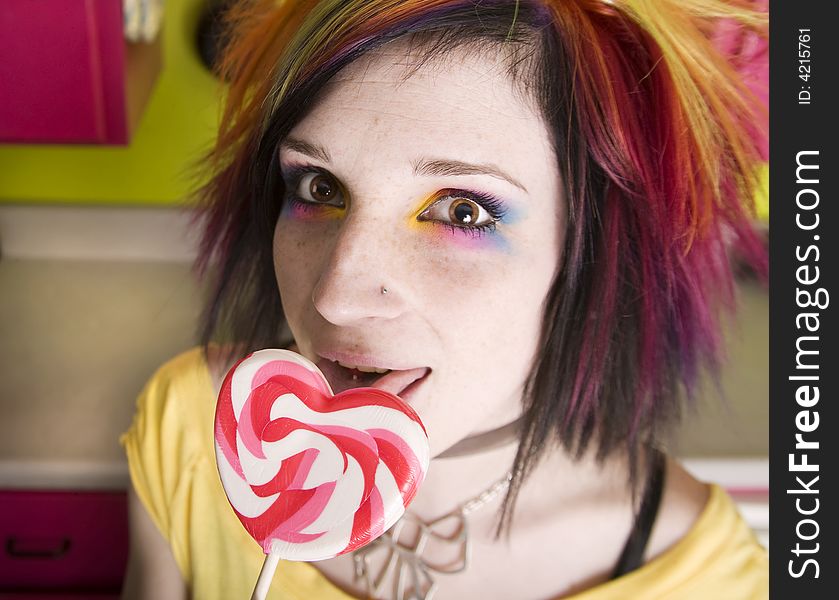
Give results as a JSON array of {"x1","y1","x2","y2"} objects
[
  {"x1": 0, "y1": 490, "x2": 128, "y2": 597},
  {"x1": 0, "y1": 0, "x2": 161, "y2": 145}
]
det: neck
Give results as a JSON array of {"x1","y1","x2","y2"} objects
[
  {"x1": 435, "y1": 418, "x2": 521, "y2": 459},
  {"x1": 409, "y1": 433, "x2": 638, "y2": 533},
  {"x1": 408, "y1": 435, "x2": 519, "y2": 522}
]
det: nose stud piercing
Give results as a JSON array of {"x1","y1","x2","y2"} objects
[{"x1": 381, "y1": 286, "x2": 389, "y2": 295}]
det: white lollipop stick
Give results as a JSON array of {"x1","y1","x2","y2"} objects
[{"x1": 250, "y1": 552, "x2": 280, "y2": 600}]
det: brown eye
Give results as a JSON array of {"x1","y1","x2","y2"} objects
[
  {"x1": 418, "y1": 192, "x2": 496, "y2": 228},
  {"x1": 310, "y1": 175, "x2": 336, "y2": 202},
  {"x1": 449, "y1": 199, "x2": 479, "y2": 225},
  {"x1": 295, "y1": 172, "x2": 345, "y2": 207}
]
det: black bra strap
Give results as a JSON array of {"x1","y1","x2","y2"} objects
[{"x1": 610, "y1": 449, "x2": 667, "y2": 579}]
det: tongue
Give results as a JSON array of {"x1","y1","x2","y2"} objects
[
  {"x1": 318, "y1": 360, "x2": 429, "y2": 398},
  {"x1": 318, "y1": 361, "x2": 388, "y2": 395}
]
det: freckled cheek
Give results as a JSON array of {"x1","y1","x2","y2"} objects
[
  {"x1": 272, "y1": 223, "x2": 327, "y2": 313},
  {"x1": 274, "y1": 214, "x2": 336, "y2": 258},
  {"x1": 417, "y1": 243, "x2": 552, "y2": 338},
  {"x1": 410, "y1": 252, "x2": 512, "y2": 315},
  {"x1": 406, "y1": 228, "x2": 517, "y2": 293}
]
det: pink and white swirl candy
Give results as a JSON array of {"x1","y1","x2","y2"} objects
[{"x1": 214, "y1": 349, "x2": 430, "y2": 561}]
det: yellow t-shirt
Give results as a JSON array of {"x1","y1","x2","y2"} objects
[{"x1": 122, "y1": 348, "x2": 768, "y2": 599}]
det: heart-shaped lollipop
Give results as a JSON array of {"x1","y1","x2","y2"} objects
[{"x1": 214, "y1": 349, "x2": 430, "y2": 569}]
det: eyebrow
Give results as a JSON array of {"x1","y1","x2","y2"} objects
[
  {"x1": 281, "y1": 138, "x2": 528, "y2": 193},
  {"x1": 413, "y1": 158, "x2": 528, "y2": 193},
  {"x1": 280, "y1": 137, "x2": 331, "y2": 162}
]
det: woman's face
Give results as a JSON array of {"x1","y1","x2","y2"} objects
[{"x1": 274, "y1": 43, "x2": 565, "y2": 456}]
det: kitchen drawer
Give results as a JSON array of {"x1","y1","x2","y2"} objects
[{"x1": 0, "y1": 490, "x2": 127, "y2": 594}]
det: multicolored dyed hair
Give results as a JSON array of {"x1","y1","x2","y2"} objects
[{"x1": 195, "y1": 0, "x2": 768, "y2": 524}]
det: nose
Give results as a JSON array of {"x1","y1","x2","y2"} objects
[{"x1": 311, "y1": 213, "x2": 408, "y2": 326}]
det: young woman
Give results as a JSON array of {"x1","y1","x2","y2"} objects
[{"x1": 122, "y1": 1, "x2": 768, "y2": 598}]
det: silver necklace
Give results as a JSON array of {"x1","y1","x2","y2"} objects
[{"x1": 352, "y1": 472, "x2": 512, "y2": 600}]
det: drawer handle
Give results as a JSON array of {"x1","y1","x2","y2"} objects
[{"x1": 5, "y1": 537, "x2": 72, "y2": 559}]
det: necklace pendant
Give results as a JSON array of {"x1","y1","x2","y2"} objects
[
  {"x1": 352, "y1": 510, "x2": 469, "y2": 599},
  {"x1": 352, "y1": 473, "x2": 510, "y2": 600}
]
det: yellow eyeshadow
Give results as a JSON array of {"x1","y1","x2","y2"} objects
[{"x1": 406, "y1": 193, "x2": 438, "y2": 228}]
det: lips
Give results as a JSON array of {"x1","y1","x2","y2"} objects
[{"x1": 315, "y1": 357, "x2": 430, "y2": 398}]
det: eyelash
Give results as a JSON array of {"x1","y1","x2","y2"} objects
[
  {"x1": 280, "y1": 166, "x2": 508, "y2": 238},
  {"x1": 281, "y1": 165, "x2": 343, "y2": 213},
  {"x1": 423, "y1": 189, "x2": 507, "y2": 238}
]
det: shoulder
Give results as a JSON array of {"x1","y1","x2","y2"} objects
[
  {"x1": 632, "y1": 462, "x2": 767, "y2": 598},
  {"x1": 123, "y1": 346, "x2": 217, "y2": 459},
  {"x1": 137, "y1": 345, "x2": 226, "y2": 409},
  {"x1": 146, "y1": 346, "x2": 214, "y2": 390},
  {"x1": 645, "y1": 458, "x2": 709, "y2": 561},
  {"x1": 561, "y1": 460, "x2": 767, "y2": 599}
]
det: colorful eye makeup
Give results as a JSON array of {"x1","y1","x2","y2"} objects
[
  {"x1": 415, "y1": 188, "x2": 508, "y2": 238},
  {"x1": 279, "y1": 164, "x2": 515, "y2": 248},
  {"x1": 280, "y1": 165, "x2": 346, "y2": 221}
]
